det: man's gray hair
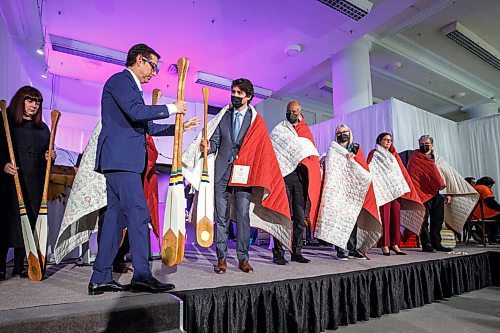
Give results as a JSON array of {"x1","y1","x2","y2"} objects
[{"x1": 419, "y1": 134, "x2": 434, "y2": 144}]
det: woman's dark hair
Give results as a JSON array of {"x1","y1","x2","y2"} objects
[
  {"x1": 231, "y1": 78, "x2": 254, "y2": 103},
  {"x1": 7, "y1": 86, "x2": 44, "y2": 127},
  {"x1": 376, "y1": 132, "x2": 392, "y2": 145},
  {"x1": 125, "y1": 44, "x2": 160, "y2": 67},
  {"x1": 464, "y1": 177, "x2": 476, "y2": 185},
  {"x1": 476, "y1": 176, "x2": 495, "y2": 187}
]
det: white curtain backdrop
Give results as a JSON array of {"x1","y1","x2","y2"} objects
[
  {"x1": 311, "y1": 98, "x2": 393, "y2": 156},
  {"x1": 458, "y1": 114, "x2": 500, "y2": 198},
  {"x1": 311, "y1": 98, "x2": 499, "y2": 197}
]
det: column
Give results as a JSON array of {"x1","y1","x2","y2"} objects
[{"x1": 331, "y1": 35, "x2": 373, "y2": 117}]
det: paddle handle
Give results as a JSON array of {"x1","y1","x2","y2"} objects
[
  {"x1": 152, "y1": 88, "x2": 162, "y2": 105},
  {"x1": 172, "y1": 58, "x2": 189, "y2": 172},
  {"x1": 1, "y1": 100, "x2": 26, "y2": 206},
  {"x1": 41, "y1": 110, "x2": 61, "y2": 202},
  {"x1": 202, "y1": 87, "x2": 209, "y2": 170}
]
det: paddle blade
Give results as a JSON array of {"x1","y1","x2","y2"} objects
[
  {"x1": 175, "y1": 232, "x2": 185, "y2": 265},
  {"x1": 34, "y1": 205, "x2": 48, "y2": 271},
  {"x1": 161, "y1": 228, "x2": 178, "y2": 266},
  {"x1": 197, "y1": 216, "x2": 213, "y2": 247}
]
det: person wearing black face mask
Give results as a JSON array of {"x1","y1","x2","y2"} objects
[
  {"x1": 269, "y1": 101, "x2": 322, "y2": 265},
  {"x1": 315, "y1": 124, "x2": 382, "y2": 261},
  {"x1": 202, "y1": 78, "x2": 255, "y2": 274},
  {"x1": 407, "y1": 135, "x2": 452, "y2": 253}
]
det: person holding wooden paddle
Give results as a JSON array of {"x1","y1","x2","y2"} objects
[
  {"x1": 0, "y1": 86, "x2": 55, "y2": 280},
  {"x1": 89, "y1": 44, "x2": 200, "y2": 295}
]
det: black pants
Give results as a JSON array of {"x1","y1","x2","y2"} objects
[
  {"x1": 274, "y1": 166, "x2": 308, "y2": 257},
  {"x1": 336, "y1": 227, "x2": 357, "y2": 255},
  {"x1": 0, "y1": 247, "x2": 25, "y2": 273},
  {"x1": 420, "y1": 194, "x2": 444, "y2": 249}
]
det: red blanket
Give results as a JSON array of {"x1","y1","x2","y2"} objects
[
  {"x1": 354, "y1": 146, "x2": 380, "y2": 224},
  {"x1": 144, "y1": 135, "x2": 160, "y2": 239},
  {"x1": 294, "y1": 120, "x2": 321, "y2": 228},
  {"x1": 407, "y1": 150, "x2": 445, "y2": 203},
  {"x1": 230, "y1": 115, "x2": 291, "y2": 220}
]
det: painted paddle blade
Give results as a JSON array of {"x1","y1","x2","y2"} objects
[
  {"x1": 1, "y1": 101, "x2": 42, "y2": 281},
  {"x1": 196, "y1": 171, "x2": 214, "y2": 247},
  {"x1": 175, "y1": 185, "x2": 186, "y2": 264},
  {"x1": 161, "y1": 185, "x2": 178, "y2": 266},
  {"x1": 34, "y1": 204, "x2": 48, "y2": 269}
]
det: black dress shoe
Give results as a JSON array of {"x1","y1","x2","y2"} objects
[
  {"x1": 291, "y1": 253, "x2": 310, "y2": 263},
  {"x1": 12, "y1": 269, "x2": 28, "y2": 278},
  {"x1": 130, "y1": 277, "x2": 175, "y2": 293},
  {"x1": 422, "y1": 247, "x2": 436, "y2": 253},
  {"x1": 88, "y1": 280, "x2": 129, "y2": 295},
  {"x1": 272, "y1": 256, "x2": 288, "y2": 265},
  {"x1": 0, "y1": 272, "x2": 6, "y2": 281}
]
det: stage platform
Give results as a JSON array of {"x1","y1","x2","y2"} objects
[{"x1": 0, "y1": 244, "x2": 498, "y2": 333}]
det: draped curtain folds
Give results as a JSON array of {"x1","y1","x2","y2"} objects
[{"x1": 175, "y1": 253, "x2": 492, "y2": 333}]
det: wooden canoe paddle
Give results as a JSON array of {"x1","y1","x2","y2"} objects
[
  {"x1": 196, "y1": 87, "x2": 214, "y2": 247},
  {"x1": 34, "y1": 109, "x2": 61, "y2": 277},
  {"x1": 0, "y1": 100, "x2": 42, "y2": 281}
]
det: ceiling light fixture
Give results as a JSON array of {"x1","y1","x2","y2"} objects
[
  {"x1": 194, "y1": 72, "x2": 273, "y2": 99},
  {"x1": 284, "y1": 44, "x2": 303, "y2": 57}
]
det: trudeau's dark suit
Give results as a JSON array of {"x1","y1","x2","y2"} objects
[
  {"x1": 91, "y1": 70, "x2": 174, "y2": 284},
  {"x1": 209, "y1": 107, "x2": 252, "y2": 261}
]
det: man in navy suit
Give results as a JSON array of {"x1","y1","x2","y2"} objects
[
  {"x1": 89, "y1": 44, "x2": 200, "y2": 295},
  {"x1": 203, "y1": 78, "x2": 255, "y2": 274}
]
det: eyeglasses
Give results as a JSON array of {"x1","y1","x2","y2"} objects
[
  {"x1": 337, "y1": 130, "x2": 350, "y2": 135},
  {"x1": 142, "y1": 56, "x2": 159, "y2": 74}
]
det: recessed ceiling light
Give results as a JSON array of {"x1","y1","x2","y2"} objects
[
  {"x1": 36, "y1": 48, "x2": 44, "y2": 55},
  {"x1": 451, "y1": 92, "x2": 466, "y2": 99},
  {"x1": 284, "y1": 44, "x2": 303, "y2": 57},
  {"x1": 384, "y1": 62, "x2": 402, "y2": 70}
]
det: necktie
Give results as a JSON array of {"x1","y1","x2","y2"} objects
[{"x1": 233, "y1": 112, "x2": 242, "y2": 141}]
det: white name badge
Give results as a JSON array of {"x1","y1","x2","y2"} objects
[{"x1": 231, "y1": 165, "x2": 251, "y2": 184}]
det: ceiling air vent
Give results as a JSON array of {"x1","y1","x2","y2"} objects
[
  {"x1": 194, "y1": 72, "x2": 273, "y2": 100},
  {"x1": 50, "y1": 35, "x2": 127, "y2": 66},
  {"x1": 441, "y1": 21, "x2": 500, "y2": 70},
  {"x1": 316, "y1": 0, "x2": 373, "y2": 21}
]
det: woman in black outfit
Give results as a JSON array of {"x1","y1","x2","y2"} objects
[{"x1": 0, "y1": 86, "x2": 55, "y2": 280}]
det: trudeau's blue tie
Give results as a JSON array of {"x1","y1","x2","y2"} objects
[{"x1": 233, "y1": 112, "x2": 242, "y2": 141}]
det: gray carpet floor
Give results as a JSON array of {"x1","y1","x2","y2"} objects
[
  {"x1": 0, "y1": 243, "x2": 497, "y2": 311},
  {"x1": 331, "y1": 287, "x2": 500, "y2": 333}
]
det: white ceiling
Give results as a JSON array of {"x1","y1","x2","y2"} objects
[{"x1": 1, "y1": 0, "x2": 499, "y2": 121}]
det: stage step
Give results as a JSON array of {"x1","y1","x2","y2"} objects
[{"x1": 0, "y1": 293, "x2": 183, "y2": 333}]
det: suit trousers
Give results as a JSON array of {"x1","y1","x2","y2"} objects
[
  {"x1": 91, "y1": 171, "x2": 151, "y2": 283},
  {"x1": 214, "y1": 167, "x2": 252, "y2": 262},
  {"x1": 274, "y1": 167, "x2": 307, "y2": 257},
  {"x1": 420, "y1": 193, "x2": 444, "y2": 249},
  {"x1": 379, "y1": 199, "x2": 401, "y2": 247}
]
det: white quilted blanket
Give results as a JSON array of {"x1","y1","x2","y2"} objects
[
  {"x1": 314, "y1": 141, "x2": 373, "y2": 250},
  {"x1": 270, "y1": 120, "x2": 319, "y2": 177},
  {"x1": 369, "y1": 144, "x2": 410, "y2": 206},
  {"x1": 435, "y1": 155, "x2": 479, "y2": 233},
  {"x1": 54, "y1": 122, "x2": 105, "y2": 263}
]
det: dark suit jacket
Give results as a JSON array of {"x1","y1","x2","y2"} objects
[
  {"x1": 209, "y1": 107, "x2": 252, "y2": 183},
  {"x1": 95, "y1": 70, "x2": 175, "y2": 173}
]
